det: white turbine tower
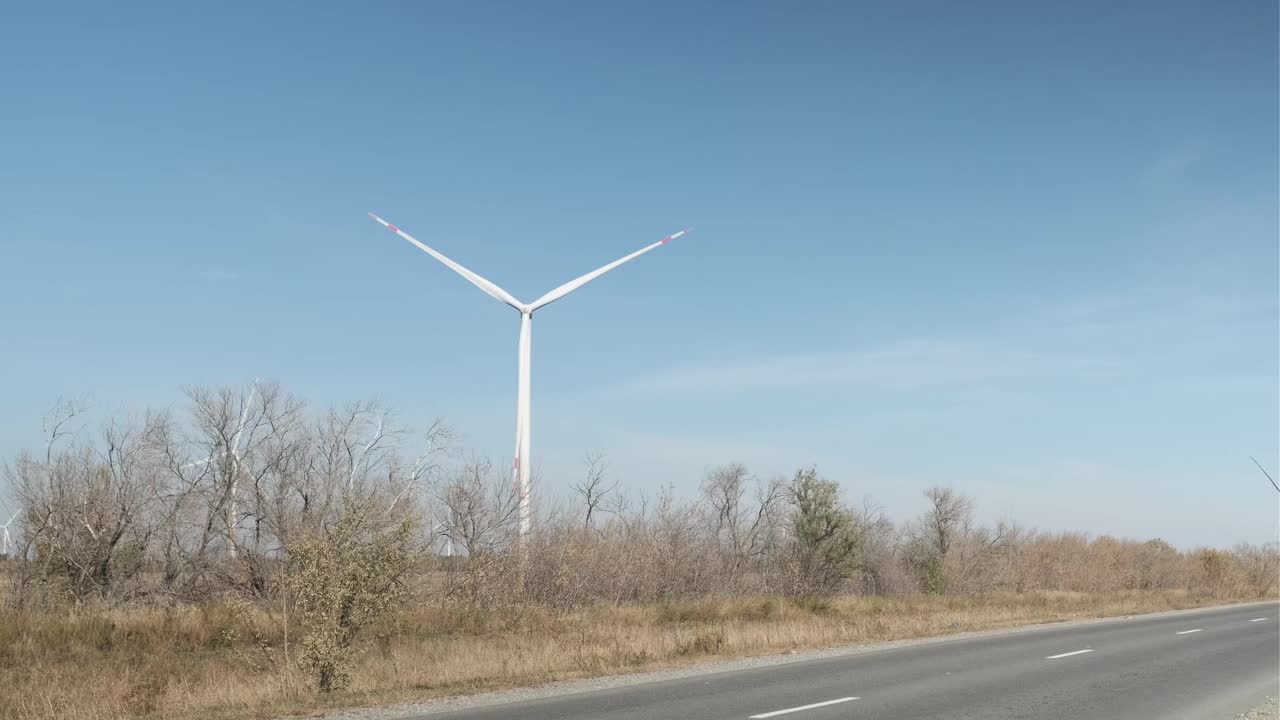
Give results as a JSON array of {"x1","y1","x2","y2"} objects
[
  {"x1": 432, "y1": 521, "x2": 455, "y2": 558},
  {"x1": 369, "y1": 213, "x2": 690, "y2": 536}
]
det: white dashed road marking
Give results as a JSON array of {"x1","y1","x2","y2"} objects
[
  {"x1": 749, "y1": 697, "x2": 860, "y2": 718},
  {"x1": 1249, "y1": 618, "x2": 1269, "y2": 623},
  {"x1": 1175, "y1": 629, "x2": 1202, "y2": 635},
  {"x1": 1045, "y1": 649, "x2": 1094, "y2": 660}
]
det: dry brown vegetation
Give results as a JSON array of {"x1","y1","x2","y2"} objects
[
  {"x1": 1, "y1": 385, "x2": 1276, "y2": 720},
  {"x1": 0, "y1": 588, "x2": 1272, "y2": 720}
]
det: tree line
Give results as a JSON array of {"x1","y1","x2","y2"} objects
[{"x1": 4, "y1": 384, "x2": 1275, "y2": 691}]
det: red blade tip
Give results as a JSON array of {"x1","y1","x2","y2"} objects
[{"x1": 661, "y1": 228, "x2": 692, "y2": 244}]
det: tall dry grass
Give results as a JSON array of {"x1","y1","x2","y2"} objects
[{"x1": 0, "y1": 589, "x2": 1271, "y2": 720}]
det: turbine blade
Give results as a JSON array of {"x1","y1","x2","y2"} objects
[
  {"x1": 369, "y1": 213, "x2": 524, "y2": 310},
  {"x1": 230, "y1": 383, "x2": 257, "y2": 455},
  {"x1": 528, "y1": 228, "x2": 690, "y2": 311},
  {"x1": 1250, "y1": 456, "x2": 1280, "y2": 493}
]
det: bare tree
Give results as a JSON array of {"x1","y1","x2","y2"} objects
[
  {"x1": 701, "y1": 464, "x2": 786, "y2": 587},
  {"x1": 175, "y1": 384, "x2": 307, "y2": 596},
  {"x1": 11, "y1": 409, "x2": 172, "y2": 604},
  {"x1": 1233, "y1": 542, "x2": 1280, "y2": 597},
  {"x1": 851, "y1": 497, "x2": 898, "y2": 595},
  {"x1": 902, "y1": 487, "x2": 975, "y2": 594},
  {"x1": 434, "y1": 456, "x2": 520, "y2": 556},
  {"x1": 5, "y1": 384, "x2": 448, "y2": 604},
  {"x1": 389, "y1": 419, "x2": 452, "y2": 515},
  {"x1": 571, "y1": 451, "x2": 615, "y2": 531},
  {"x1": 921, "y1": 486, "x2": 972, "y2": 558}
]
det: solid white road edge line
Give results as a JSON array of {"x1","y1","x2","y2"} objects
[
  {"x1": 749, "y1": 697, "x2": 860, "y2": 718},
  {"x1": 1175, "y1": 629, "x2": 1202, "y2": 635},
  {"x1": 1045, "y1": 649, "x2": 1094, "y2": 659}
]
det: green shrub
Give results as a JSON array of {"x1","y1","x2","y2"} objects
[{"x1": 287, "y1": 499, "x2": 413, "y2": 692}]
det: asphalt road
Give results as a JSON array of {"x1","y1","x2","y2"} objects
[{"x1": 419, "y1": 602, "x2": 1279, "y2": 720}]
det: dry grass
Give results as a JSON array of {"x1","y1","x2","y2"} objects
[{"x1": 1, "y1": 589, "x2": 1270, "y2": 720}]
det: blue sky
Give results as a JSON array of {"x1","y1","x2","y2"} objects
[{"x1": 1, "y1": 1, "x2": 1276, "y2": 547}]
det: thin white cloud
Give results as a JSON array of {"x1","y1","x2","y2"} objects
[
  {"x1": 609, "y1": 338, "x2": 1115, "y2": 395},
  {"x1": 600, "y1": 289, "x2": 1274, "y2": 397}
]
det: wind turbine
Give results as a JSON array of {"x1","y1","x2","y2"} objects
[
  {"x1": 0, "y1": 509, "x2": 19, "y2": 557},
  {"x1": 432, "y1": 521, "x2": 455, "y2": 558},
  {"x1": 369, "y1": 213, "x2": 690, "y2": 536}
]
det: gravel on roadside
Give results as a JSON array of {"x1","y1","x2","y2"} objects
[{"x1": 1235, "y1": 696, "x2": 1278, "y2": 719}]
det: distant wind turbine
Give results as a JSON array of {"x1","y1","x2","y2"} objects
[
  {"x1": 369, "y1": 214, "x2": 690, "y2": 536},
  {"x1": 0, "y1": 510, "x2": 19, "y2": 557},
  {"x1": 432, "y1": 521, "x2": 455, "y2": 558}
]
